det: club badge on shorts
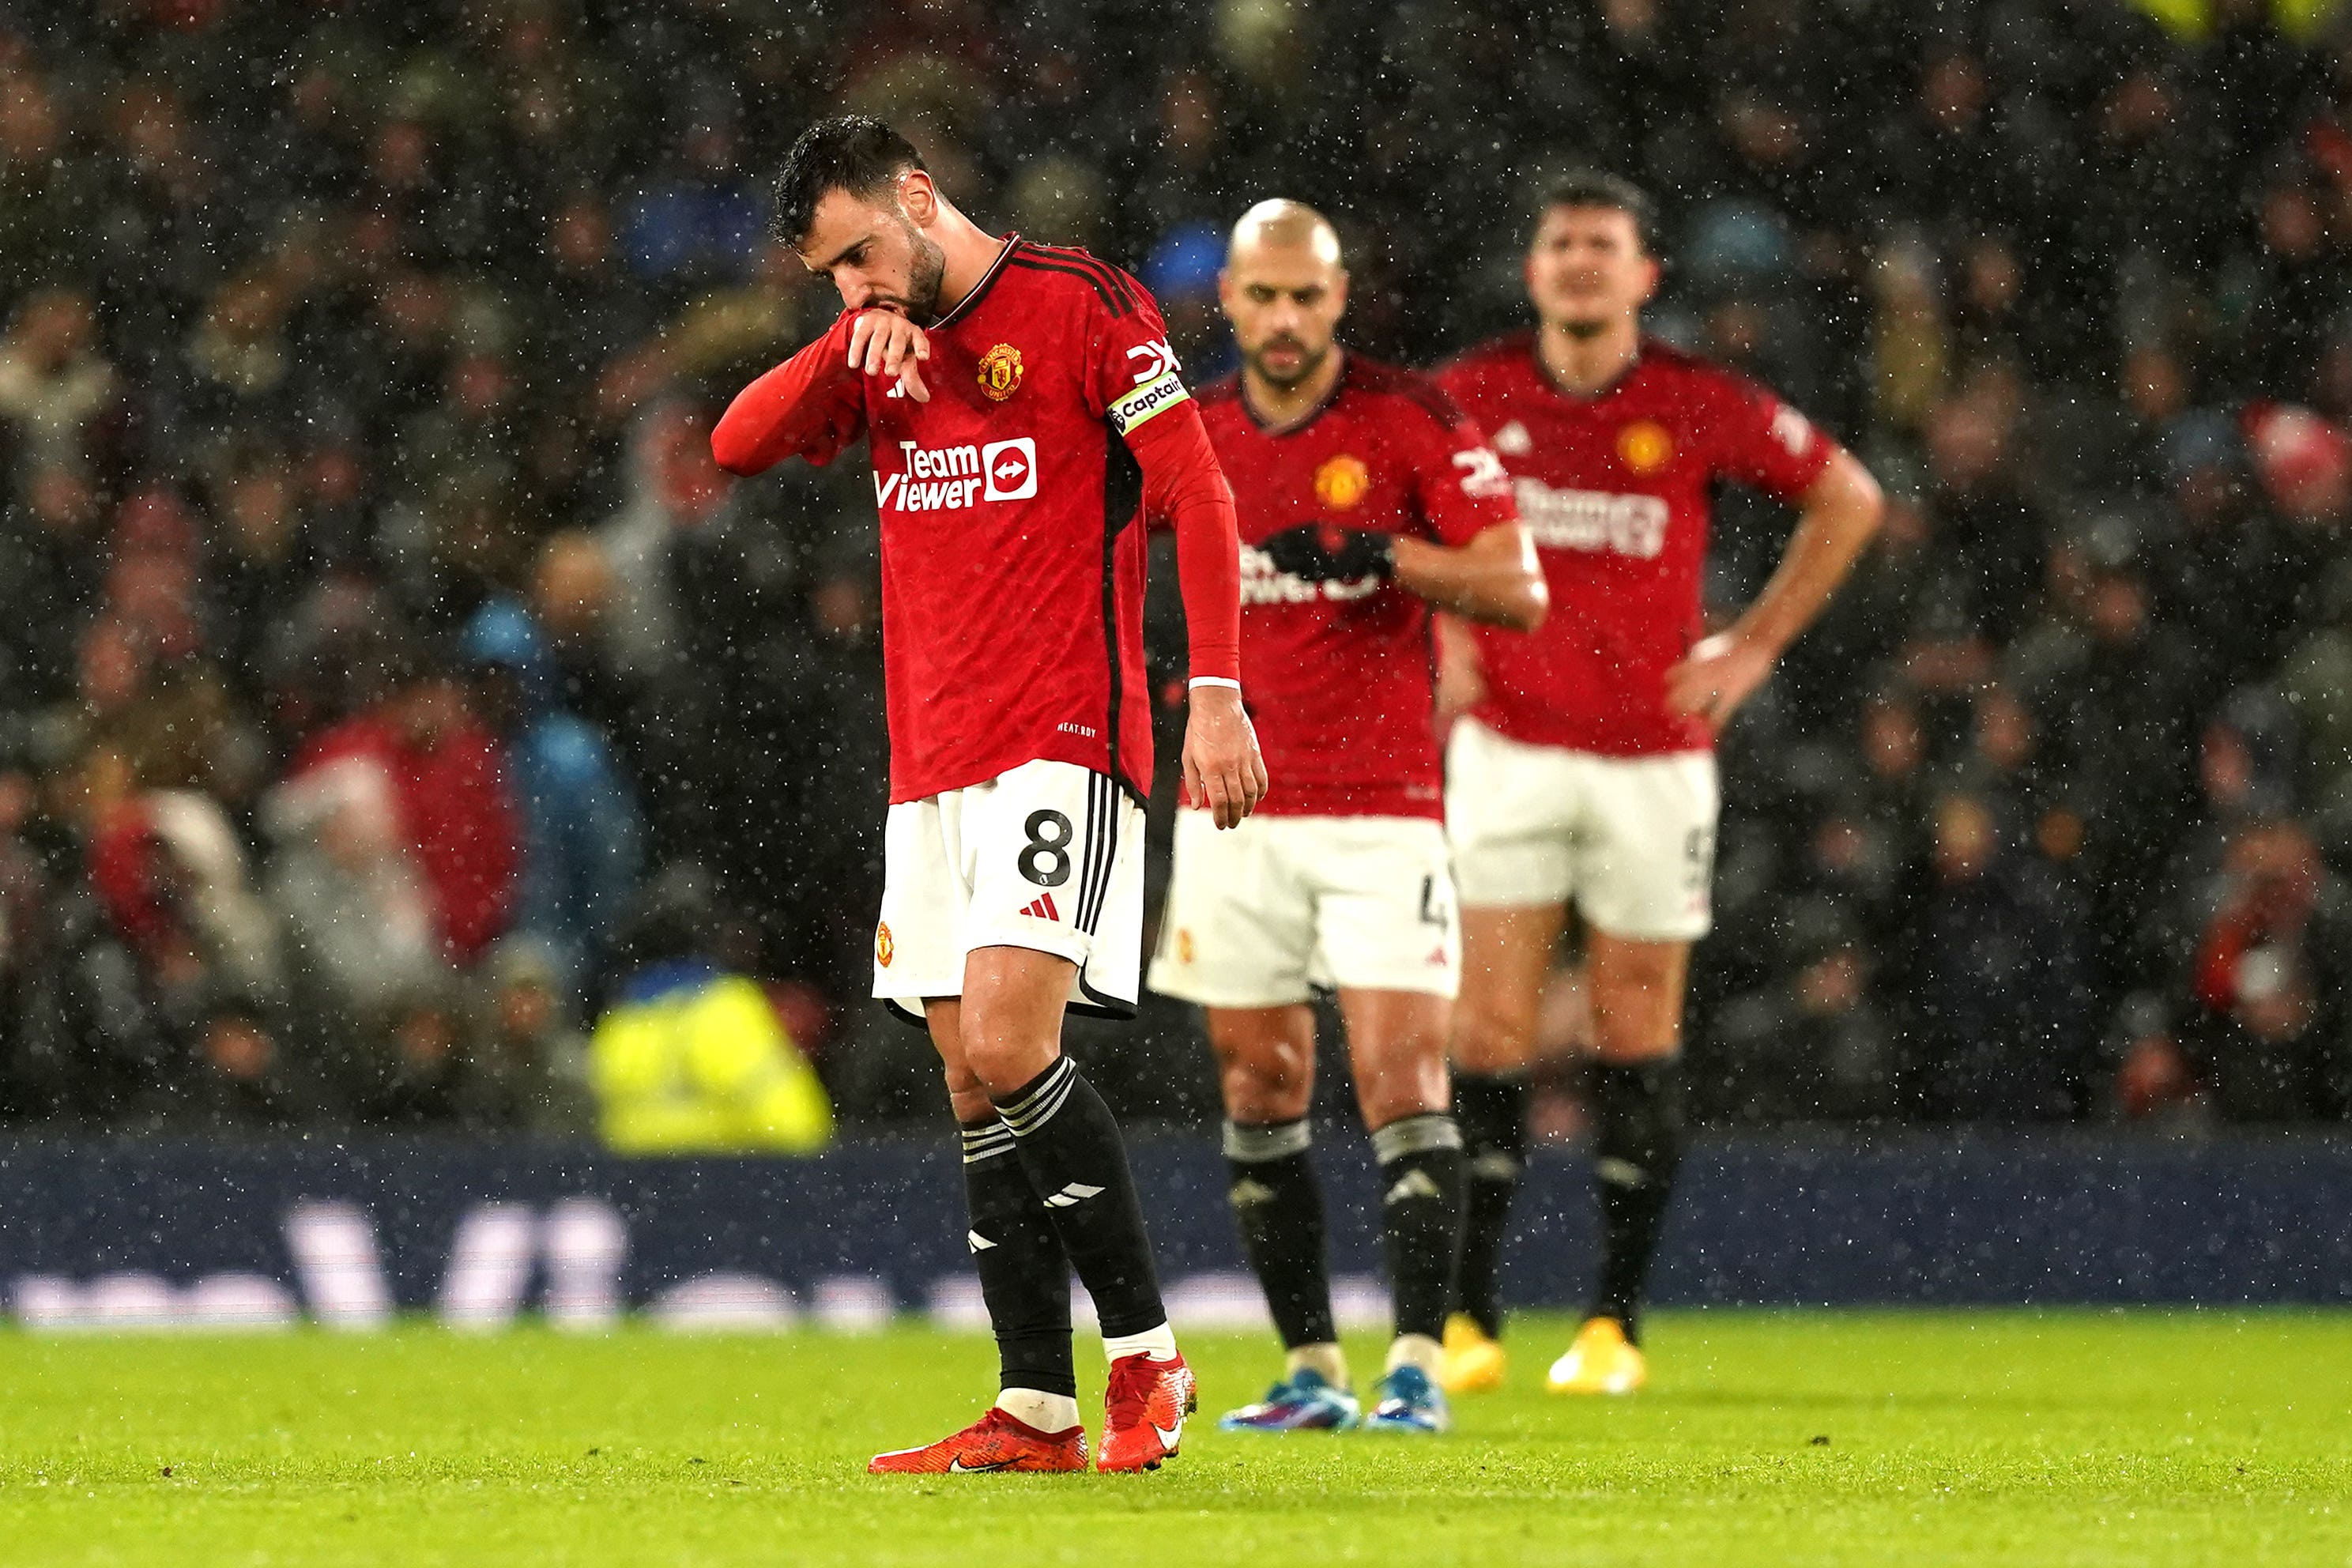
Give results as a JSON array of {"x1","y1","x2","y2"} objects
[
  {"x1": 876, "y1": 922, "x2": 895, "y2": 967},
  {"x1": 977, "y1": 343, "x2": 1024, "y2": 401}
]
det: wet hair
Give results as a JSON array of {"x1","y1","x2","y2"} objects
[
  {"x1": 771, "y1": 115, "x2": 926, "y2": 249},
  {"x1": 1533, "y1": 172, "x2": 1660, "y2": 257}
]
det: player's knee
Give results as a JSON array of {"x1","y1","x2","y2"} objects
[
  {"x1": 1219, "y1": 1048, "x2": 1311, "y2": 1123},
  {"x1": 957, "y1": 1029, "x2": 1060, "y2": 1100},
  {"x1": 1358, "y1": 1058, "x2": 1449, "y2": 1128},
  {"x1": 1587, "y1": 993, "x2": 1680, "y2": 1061},
  {"x1": 1450, "y1": 994, "x2": 1538, "y2": 1074},
  {"x1": 1586, "y1": 967, "x2": 1684, "y2": 1061}
]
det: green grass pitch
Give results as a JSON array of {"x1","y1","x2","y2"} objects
[{"x1": 1, "y1": 1311, "x2": 2346, "y2": 1566}]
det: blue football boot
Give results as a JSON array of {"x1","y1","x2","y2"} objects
[
  {"x1": 1362, "y1": 1365, "x2": 1452, "y2": 1434},
  {"x1": 1216, "y1": 1366, "x2": 1362, "y2": 1432}
]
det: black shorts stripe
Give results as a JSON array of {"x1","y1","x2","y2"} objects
[
  {"x1": 1077, "y1": 772, "x2": 1116, "y2": 935},
  {"x1": 1006, "y1": 254, "x2": 1127, "y2": 318},
  {"x1": 1024, "y1": 243, "x2": 1140, "y2": 312},
  {"x1": 1093, "y1": 774, "x2": 1120, "y2": 933}
]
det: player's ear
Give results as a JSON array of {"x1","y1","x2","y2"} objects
[
  {"x1": 1216, "y1": 266, "x2": 1239, "y2": 322},
  {"x1": 1636, "y1": 255, "x2": 1662, "y2": 307},
  {"x1": 896, "y1": 168, "x2": 938, "y2": 227},
  {"x1": 1330, "y1": 268, "x2": 1350, "y2": 318}
]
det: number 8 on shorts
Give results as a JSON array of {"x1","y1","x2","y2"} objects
[{"x1": 875, "y1": 759, "x2": 1148, "y2": 1024}]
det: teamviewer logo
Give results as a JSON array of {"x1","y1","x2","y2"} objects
[{"x1": 983, "y1": 438, "x2": 1038, "y2": 500}]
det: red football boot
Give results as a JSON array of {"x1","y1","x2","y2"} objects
[
  {"x1": 866, "y1": 1407, "x2": 1089, "y2": 1475},
  {"x1": 1096, "y1": 1352, "x2": 1198, "y2": 1473}
]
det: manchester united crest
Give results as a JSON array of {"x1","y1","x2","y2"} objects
[
  {"x1": 1177, "y1": 929, "x2": 1197, "y2": 965},
  {"x1": 1313, "y1": 454, "x2": 1373, "y2": 509},
  {"x1": 875, "y1": 922, "x2": 895, "y2": 967},
  {"x1": 977, "y1": 343, "x2": 1024, "y2": 401},
  {"x1": 1617, "y1": 420, "x2": 1673, "y2": 473}
]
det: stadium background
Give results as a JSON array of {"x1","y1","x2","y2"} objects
[{"x1": 0, "y1": 0, "x2": 2349, "y2": 1149}]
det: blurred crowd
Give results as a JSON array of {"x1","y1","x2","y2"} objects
[{"x1": 0, "y1": 0, "x2": 2348, "y2": 1136}]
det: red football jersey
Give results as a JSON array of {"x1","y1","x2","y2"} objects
[
  {"x1": 748, "y1": 239, "x2": 1197, "y2": 803},
  {"x1": 1200, "y1": 354, "x2": 1516, "y2": 819},
  {"x1": 1438, "y1": 334, "x2": 1835, "y2": 756}
]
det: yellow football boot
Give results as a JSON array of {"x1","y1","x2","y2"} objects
[
  {"x1": 1438, "y1": 1314, "x2": 1506, "y2": 1395},
  {"x1": 1545, "y1": 1317, "x2": 1646, "y2": 1396}
]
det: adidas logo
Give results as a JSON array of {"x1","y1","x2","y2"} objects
[
  {"x1": 1042, "y1": 1182, "x2": 1104, "y2": 1209},
  {"x1": 1385, "y1": 1170, "x2": 1442, "y2": 1204},
  {"x1": 1492, "y1": 420, "x2": 1532, "y2": 455},
  {"x1": 1020, "y1": 894, "x2": 1061, "y2": 922},
  {"x1": 1227, "y1": 1178, "x2": 1278, "y2": 1208},
  {"x1": 967, "y1": 1231, "x2": 997, "y2": 1253}
]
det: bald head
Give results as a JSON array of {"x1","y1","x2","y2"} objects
[
  {"x1": 1221, "y1": 199, "x2": 1349, "y2": 395},
  {"x1": 1228, "y1": 199, "x2": 1343, "y2": 269}
]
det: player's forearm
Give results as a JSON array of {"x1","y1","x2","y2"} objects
[
  {"x1": 710, "y1": 315, "x2": 860, "y2": 477},
  {"x1": 1393, "y1": 525, "x2": 1548, "y2": 630},
  {"x1": 1728, "y1": 451, "x2": 1883, "y2": 657},
  {"x1": 1130, "y1": 403, "x2": 1243, "y2": 680}
]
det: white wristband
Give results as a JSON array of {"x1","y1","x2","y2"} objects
[{"x1": 1188, "y1": 677, "x2": 1242, "y2": 692}]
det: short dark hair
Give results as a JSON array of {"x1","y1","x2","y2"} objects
[
  {"x1": 771, "y1": 115, "x2": 927, "y2": 249},
  {"x1": 1533, "y1": 172, "x2": 1660, "y2": 256}
]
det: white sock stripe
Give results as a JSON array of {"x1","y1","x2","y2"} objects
[
  {"x1": 1222, "y1": 1118, "x2": 1313, "y2": 1162},
  {"x1": 1003, "y1": 1072, "x2": 1077, "y2": 1136},
  {"x1": 961, "y1": 1126, "x2": 1016, "y2": 1152},
  {"x1": 997, "y1": 1059, "x2": 1078, "y2": 1134},
  {"x1": 995, "y1": 1057, "x2": 1074, "y2": 1121},
  {"x1": 1371, "y1": 1112, "x2": 1463, "y2": 1163}
]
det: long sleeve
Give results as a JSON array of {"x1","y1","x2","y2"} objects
[
  {"x1": 710, "y1": 311, "x2": 867, "y2": 477},
  {"x1": 1126, "y1": 398, "x2": 1242, "y2": 683}
]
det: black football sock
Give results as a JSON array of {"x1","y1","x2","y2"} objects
[
  {"x1": 994, "y1": 1057, "x2": 1169, "y2": 1340},
  {"x1": 1587, "y1": 1058, "x2": 1687, "y2": 1345},
  {"x1": 1451, "y1": 1071, "x2": 1529, "y2": 1339},
  {"x1": 1371, "y1": 1110, "x2": 1464, "y2": 1346},
  {"x1": 960, "y1": 1118, "x2": 1076, "y2": 1399},
  {"x1": 1223, "y1": 1118, "x2": 1337, "y2": 1352}
]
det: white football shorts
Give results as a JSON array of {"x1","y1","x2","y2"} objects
[
  {"x1": 1445, "y1": 717, "x2": 1718, "y2": 942},
  {"x1": 874, "y1": 759, "x2": 1145, "y2": 1026},
  {"x1": 1148, "y1": 808, "x2": 1460, "y2": 1008}
]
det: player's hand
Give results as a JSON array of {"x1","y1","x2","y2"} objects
[
  {"x1": 1664, "y1": 631, "x2": 1777, "y2": 730},
  {"x1": 846, "y1": 308, "x2": 931, "y2": 403},
  {"x1": 1182, "y1": 684, "x2": 1268, "y2": 830},
  {"x1": 1258, "y1": 524, "x2": 1395, "y2": 582}
]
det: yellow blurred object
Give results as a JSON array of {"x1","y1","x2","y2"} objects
[
  {"x1": 2127, "y1": 0, "x2": 2340, "y2": 38},
  {"x1": 1546, "y1": 1316, "x2": 1648, "y2": 1396},
  {"x1": 1439, "y1": 1314, "x2": 1507, "y2": 1395},
  {"x1": 590, "y1": 971, "x2": 834, "y2": 1154}
]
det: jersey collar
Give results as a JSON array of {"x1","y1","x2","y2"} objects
[
  {"x1": 1530, "y1": 331, "x2": 1645, "y2": 403},
  {"x1": 1242, "y1": 347, "x2": 1349, "y2": 437},
  {"x1": 930, "y1": 232, "x2": 1020, "y2": 330}
]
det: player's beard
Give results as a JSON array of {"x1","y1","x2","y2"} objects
[
  {"x1": 901, "y1": 224, "x2": 947, "y2": 322},
  {"x1": 1246, "y1": 334, "x2": 1329, "y2": 390}
]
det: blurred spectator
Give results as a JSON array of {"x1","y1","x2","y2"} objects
[
  {"x1": 1899, "y1": 793, "x2": 2092, "y2": 1121},
  {"x1": 466, "y1": 936, "x2": 595, "y2": 1136},
  {"x1": 291, "y1": 654, "x2": 518, "y2": 963},
  {"x1": 0, "y1": 288, "x2": 122, "y2": 479},
  {"x1": 589, "y1": 868, "x2": 832, "y2": 1154},
  {"x1": 462, "y1": 597, "x2": 644, "y2": 1008},
  {"x1": 2180, "y1": 817, "x2": 2352, "y2": 1120}
]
